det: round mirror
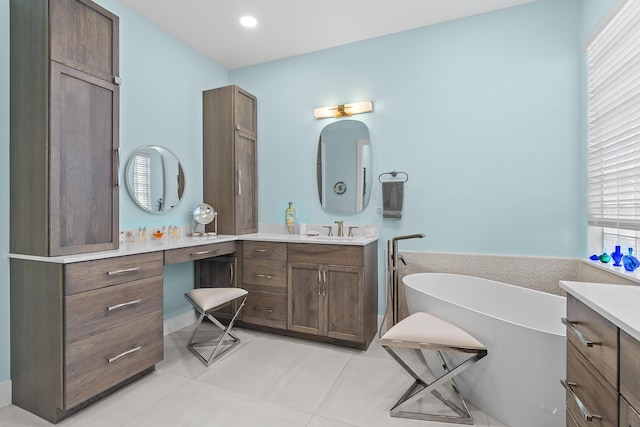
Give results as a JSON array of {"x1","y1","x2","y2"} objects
[
  {"x1": 317, "y1": 120, "x2": 372, "y2": 215},
  {"x1": 125, "y1": 146, "x2": 186, "y2": 213}
]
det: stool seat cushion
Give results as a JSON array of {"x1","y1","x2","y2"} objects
[
  {"x1": 381, "y1": 312, "x2": 485, "y2": 351},
  {"x1": 186, "y1": 288, "x2": 248, "y2": 312}
]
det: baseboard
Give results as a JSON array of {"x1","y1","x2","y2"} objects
[
  {"x1": 163, "y1": 311, "x2": 197, "y2": 336},
  {"x1": 0, "y1": 379, "x2": 11, "y2": 409}
]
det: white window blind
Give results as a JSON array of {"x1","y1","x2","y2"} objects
[
  {"x1": 588, "y1": 0, "x2": 640, "y2": 231},
  {"x1": 133, "y1": 152, "x2": 152, "y2": 210}
]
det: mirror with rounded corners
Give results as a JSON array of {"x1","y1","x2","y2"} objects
[
  {"x1": 125, "y1": 146, "x2": 186, "y2": 213},
  {"x1": 317, "y1": 120, "x2": 372, "y2": 215}
]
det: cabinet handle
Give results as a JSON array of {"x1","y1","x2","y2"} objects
[
  {"x1": 318, "y1": 269, "x2": 322, "y2": 295},
  {"x1": 237, "y1": 169, "x2": 242, "y2": 195},
  {"x1": 561, "y1": 379, "x2": 602, "y2": 422},
  {"x1": 107, "y1": 267, "x2": 141, "y2": 276},
  {"x1": 113, "y1": 75, "x2": 122, "y2": 85},
  {"x1": 258, "y1": 307, "x2": 274, "y2": 313},
  {"x1": 107, "y1": 299, "x2": 141, "y2": 311},
  {"x1": 191, "y1": 250, "x2": 218, "y2": 256},
  {"x1": 108, "y1": 345, "x2": 141, "y2": 363},
  {"x1": 253, "y1": 248, "x2": 273, "y2": 254},
  {"x1": 229, "y1": 263, "x2": 235, "y2": 287},
  {"x1": 561, "y1": 318, "x2": 599, "y2": 347},
  {"x1": 254, "y1": 273, "x2": 273, "y2": 279},
  {"x1": 115, "y1": 147, "x2": 120, "y2": 188}
]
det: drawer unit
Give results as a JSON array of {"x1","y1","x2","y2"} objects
[
  {"x1": 241, "y1": 242, "x2": 287, "y2": 329},
  {"x1": 565, "y1": 294, "x2": 618, "y2": 388},
  {"x1": 621, "y1": 397, "x2": 640, "y2": 427},
  {"x1": 164, "y1": 241, "x2": 236, "y2": 264},
  {"x1": 65, "y1": 310, "x2": 163, "y2": 409},
  {"x1": 244, "y1": 241, "x2": 287, "y2": 260},
  {"x1": 65, "y1": 276, "x2": 163, "y2": 341},
  {"x1": 288, "y1": 243, "x2": 363, "y2": 266},
  {"x1": 565, "y1": 341, "x2": 617, "y2": 427},
  {"x1": 65, "y1": 252, "x2": 163, "y2": 295},
  {"x1": 242, "y1": 290, "x2": 287, "y2": 329}
]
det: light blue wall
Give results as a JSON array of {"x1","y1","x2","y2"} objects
[
  {"x1": 0, "y1": 0, "x2": 621, "y2": 387},
  {"x1": 230, "y1": 0, "x2": 584, "y2": 258},
  {"x1": 0, "y1": 0, "x2": 228, "y2": 384}
]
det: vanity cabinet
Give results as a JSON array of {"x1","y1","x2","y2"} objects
[
  {"x1": 203, "y1": 85, "x2": 258, "y2": 235},
  {"x1": 621, "y1": 331, "x2": 640, "y2": 427},
  {"x1": 10, "y1": 252, "x2": 163, "y2": 423},
  {"x1": 10, "y1": 0, "x2": 120, "y2": 257},
  {"x1": 241, "y1": 241, "x2": 288, "y2": 329},
  {"x1": 564, "y1": 295, "x2": 618, "y2": 427},
  {"x1": 286, "y1": 242, "x2": 378, "y2": 349}
]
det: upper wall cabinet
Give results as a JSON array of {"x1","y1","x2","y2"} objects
[
  {"x1": 203, "y1": 85, "x2": 258, "y2": 235},
  {"x1": 10, "y1": 0, "x2": 120, "y2": 256}
]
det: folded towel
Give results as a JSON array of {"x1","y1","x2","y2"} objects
[{"x1": 382, "y1": 181, "x2": 404, "y2": 219}]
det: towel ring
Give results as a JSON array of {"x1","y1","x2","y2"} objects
[{"x1": 378, "y1": 171, "x2": 408, "y2": 183}]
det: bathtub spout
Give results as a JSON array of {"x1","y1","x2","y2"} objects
[{"x1": 387, "y1": 233, "x2": 425, "y2": 328}]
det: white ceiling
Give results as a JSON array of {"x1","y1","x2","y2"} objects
[{"x1": 119, "y1": 0, "x2": 539, "y2": 70}]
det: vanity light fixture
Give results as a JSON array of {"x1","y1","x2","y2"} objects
[{"x1": 314, "y1": 100, "x2": 373, "y2": 119}]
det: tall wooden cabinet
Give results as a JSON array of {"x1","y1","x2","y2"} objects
[
  {"x1": 203, "y1": 85, "x2": 258, "y2": 235},
  {"x1": 10, "y1": 0, "x2": 120, "y2": 257}
]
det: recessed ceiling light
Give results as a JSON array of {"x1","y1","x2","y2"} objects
[{"x1": 239, "y1": 15, "x2": 257, "y2": 28}]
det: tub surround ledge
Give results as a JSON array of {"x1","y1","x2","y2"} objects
[{"x1": 560, "y1": 280, "x2": 640, "y2": 341}]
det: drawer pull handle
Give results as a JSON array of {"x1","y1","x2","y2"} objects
[
  {"x1": 107, "y1": 267, "x2": 141, "y2": 276},
  {"x1": 108, "y1": 299, "x2": 142, "y2": 311},
  {"x1": 253, "y1": 249, "x2": 273, "y2": 254},
  {"x1": 192, "y1": 250, "x2": 218, "y2": 256},
  {"x1": 108, "y1": 345, "x2": 142, "y2": 363},
  {"x1": 561, "y1": 379, "x2": 602, "y2": 422},
  {"x1": 259, "y1": 307, "x2": 274, "y2": 313},
  {"x1": 254, "y1": 273, "x2": 273, "y2": 279},
  {"x1": 561, "y1": 318, "x2": 599, "y2": 347}
]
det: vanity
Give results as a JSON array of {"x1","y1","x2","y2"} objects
[
  {"x1": 560, "y1": 281, "x2": 640, "y2": 427},
  {"x1": 9, "y1": 232, "x2": 378, "y2": 423}
]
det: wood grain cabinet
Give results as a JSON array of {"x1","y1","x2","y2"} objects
[
  {"x1": 287, "y1": 243, "x2": 378, "y2": 350},
  {"x1": 621, "y1": 331, "x2": 640, "y2": 427},
  {"x1": 10, "y1": 252, "x2": 164, "y2": 423},
  {"x1": 10, "y1": 0, "x2": 120, "y2": 256},
  {"x1": 203, "y1": 85, "x2": 258, "y2": 235},
  {"x1": 564, "y1": 295, "x2": 618, "y2": 427},
  {"x1": 241, "y1": 241, "x2": 288, "y2": 329}
]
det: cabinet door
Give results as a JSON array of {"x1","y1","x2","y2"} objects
[
  {"x1": 235, "y1": 131, "x2": 257, "y2": 234},
  {"x1": 234, "y1": 87, "x2": 257, "y2": 135},
  {"x1": 49, "y1": 0, "x2": 119, "y2": 82},
  {"x1": 326, "y1": 265, "x2": 364, "y2": 342},
  {"x1": 288, "y1": 262, "x2": 322, "y2": 335},
  {"x1": 50, "y1": 61, "x2": 119, "y2": 256}
]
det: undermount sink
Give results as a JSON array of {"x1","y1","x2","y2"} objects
[{"x1": 312, "y1": 235, "x2": 357, "y2": 242}]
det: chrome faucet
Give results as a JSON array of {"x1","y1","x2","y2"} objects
[{"x1": 335, "y1": 221, "x2": 344, "y2": 237}]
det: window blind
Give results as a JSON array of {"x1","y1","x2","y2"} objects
[
  {"x1": 133, "y1": 153, "x2": 152, "y2": 210},
  {"x1": 588, "y1": 0, "x2": 640, "y2": 231}
]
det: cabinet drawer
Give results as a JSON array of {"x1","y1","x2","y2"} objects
[
  {"x1": 565, "y1": 341, "x2": 617, "y2": 427},
  {"x1": 65, "y1": 310, "x2": 163, "y2": 409},
  {"x1": 65, "y1": 252, "x2": 163, "y2": 295},
  {"x1": 65, "y1": 276, "x2": 163, "y2": 341},
  {"x1": 565, "y1": 294, "x2": 618, "y2": 388},
  {"x1": 621, "y1": 330, "x2": 640, "y2": 409},
  {"x1": 242, "y1": 290, "x2": 287, "y2": 329},
  {"x1": 621, "y1": 397, "x2": 640, "y2": 427},
  {"x1": 243, "y1": 259, "x2": 286, "y2": 292},
  {"x1": 243, "y1": 241, "x2": 287, "y2": 261},
  {"x1": 164, "y1": 241, "x2": 236, "y2": 264},
  {"x1": 288, "y1": 243, "x2": 363, "y2": 267}
]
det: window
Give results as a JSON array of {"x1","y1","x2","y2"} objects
[
  {"x1": 587, "y1": 0, "x2": 640, "y2": 252},
  {"x1": 132, "y1": 152, "x2": 152, "y2": 210}
]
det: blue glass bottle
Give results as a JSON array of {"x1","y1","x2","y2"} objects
[
  {"x1": 611, "y1": 245, "x2": 624, "y2": 266},
  {"x1": 623, "y1": 248, "x2": 640, "y2": 272}
]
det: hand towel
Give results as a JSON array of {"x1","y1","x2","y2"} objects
[{"x1": 382, "y1": 181, "x2": 404, "y2": 219}]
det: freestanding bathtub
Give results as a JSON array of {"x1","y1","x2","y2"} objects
[{"x1": 403, "y1": 273, "x2": 566, "y2": 427}]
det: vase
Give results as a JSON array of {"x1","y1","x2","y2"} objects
[
  {"x1": 599, "y1": 252, "x2": 611, "y2": 263},
  {"x1": 623, "y1": 248, "x2": 640, "y2": 272},
  {"x1": 611, "y1": 245, "x2": 624, "y2": 266},
  {"x1": 285, "y1": 202, "x2": 297, "y2": 234}
]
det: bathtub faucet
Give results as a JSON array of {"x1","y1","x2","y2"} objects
[{"x1": 388, "y1": 233, "x2": 425, "y2": 327}]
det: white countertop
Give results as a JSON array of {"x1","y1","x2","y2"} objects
[
  {"x1": 8, "y1": 232, "x2": 378, "y2": 264},
  {"x1": 560, "y1": 280, "x2": 640, "y2": 342}
]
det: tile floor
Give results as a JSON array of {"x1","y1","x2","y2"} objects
[{"x1": 0, "y1": 324, "x2": 510, "y2": 427}]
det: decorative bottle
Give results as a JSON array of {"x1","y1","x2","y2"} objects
[
  {"x1": 611, "y1": 245, "x2": 624, "y2": 266},
  {"x1": 285, "y1": 202, "x2": 297, "y2": 234},
  {"x1": 623, "y1": 248, "x2": 640, "y2": 272}
]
